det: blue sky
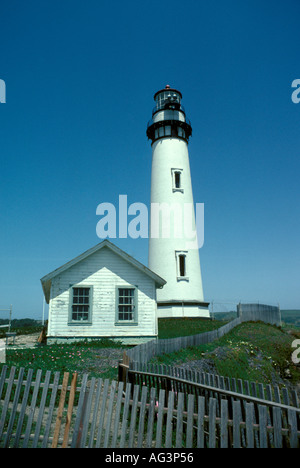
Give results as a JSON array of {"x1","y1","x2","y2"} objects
[{"x1": 0, "y1": 0, "x2": 299, "y2": 319}]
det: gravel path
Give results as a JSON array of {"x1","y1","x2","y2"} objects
[{"x1": 6, "y1": 332, "x2": 41, "y2": 349}]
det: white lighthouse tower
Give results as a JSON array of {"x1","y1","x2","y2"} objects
[{"x1": 147, "y1": 85, "x2": 210, "y2": 318}]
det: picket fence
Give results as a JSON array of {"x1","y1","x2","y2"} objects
[
  {"x1": 124, "y1": 306, "x2": 281, "y2": 364},
  {"x1": 125, "y1": 317, "x2": 245, "y2": 363},
  {"x1": 0, "y1": 364, "x2": 299, "y2": 448},
  {"x1": 124, "y1": 360, "x2": 300, "y2": 409}
]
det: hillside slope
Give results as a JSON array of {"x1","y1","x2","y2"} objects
[{"x1": 155, "y1": 321, "x2": 300, "y2": 391}]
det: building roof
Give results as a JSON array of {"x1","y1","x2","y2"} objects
[{"x1": 40, "y1": 239, "x2": 166, "y2": 303}]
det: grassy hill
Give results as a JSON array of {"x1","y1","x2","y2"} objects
[
  {"x1": 158, "y1": 317, "x2": 227, "y2": 338},
  {"x1": 2, "y1": 316, "x2": 300, "y2": 389},
  {"x1": 155, "y1": 319, "x2": 300, "y2": 389}
]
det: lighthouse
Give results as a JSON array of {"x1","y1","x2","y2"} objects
[{"x1": 147, "y1": 85, "x2": 210, "y2": 318}]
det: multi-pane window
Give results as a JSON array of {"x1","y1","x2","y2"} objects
[
  {"x1": 71, "y1": 287, "x2": 90, "y2": 322},
  {"x1": 156, "y1": 91, "x2": 181, "y2": 110},
  {"x1": 117, "y1": 288, "x2": 135, "y2": 321}
]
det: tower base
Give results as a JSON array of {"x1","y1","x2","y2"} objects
[{"x1": 157, "y1": 301, "x2": 210, "y2": 318}]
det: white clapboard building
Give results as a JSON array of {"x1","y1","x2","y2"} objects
[{"x1": 41, "y1": 240, "x2": 166, "y2": 344}]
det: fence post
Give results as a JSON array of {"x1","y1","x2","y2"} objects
[
  {"x1": 62, "y1": 373, "x2": 78, "y2": 448},
  {"x1": 118, "y1": 351, "x2": 129, "y2": 389},
  {"x1": 51, "y1": 372, "x2": 69, "y2": 448}
]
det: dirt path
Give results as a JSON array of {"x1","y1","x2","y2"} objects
[{"x1": 6, "y1": 332, "x2": 40, "y2": 349}]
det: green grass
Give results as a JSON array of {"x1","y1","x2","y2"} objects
[
  {"x1": 153, "y1": 321, "x2": 300, "y2": 386},
  {"x1": 1, "y1": 319, "x2": 299, "y2": 387},
  {"x1": 1, "y1": 339, "x2": 126, "y2": 381},
  {"x1": 158, "y1": 317, "x2": 227, "y2": 338}
]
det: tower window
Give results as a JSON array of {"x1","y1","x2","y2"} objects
[
  {"x1": 171, "y1": 126, "x2": 178, "y2": 138},
  {"x1": 175, "y1": 251, "x2": 189, "y2": 281},
  {"x1": 171, "y1": 168, "x2": 184, "y2": 193},
  {"x1": 175, "y1": 172, "x2": 181, "y2": 189},
  {"x1": 179, "y1": 254, "x2": 186, "y2": 277}
]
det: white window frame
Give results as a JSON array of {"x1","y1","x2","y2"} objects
[
  {"x1": 175, "y1": 251, "x2": 189, "y2": 281},
  {"x1": 171, "y1": 168, "x2": 184, "y2": 193}
]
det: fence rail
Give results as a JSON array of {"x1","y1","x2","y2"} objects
[
  {"x1": 124, "y1": 305, "x2": 281, "y2": 364},
  {"x1": 123, "y1": 360, "x2": 300, "y2": 409},
  {"x1": 0, "y1": 365, "x2": 299, "y2": 448},
  {"x1": 125, "y1": 318, "x2": 242, "y2": 363}
]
